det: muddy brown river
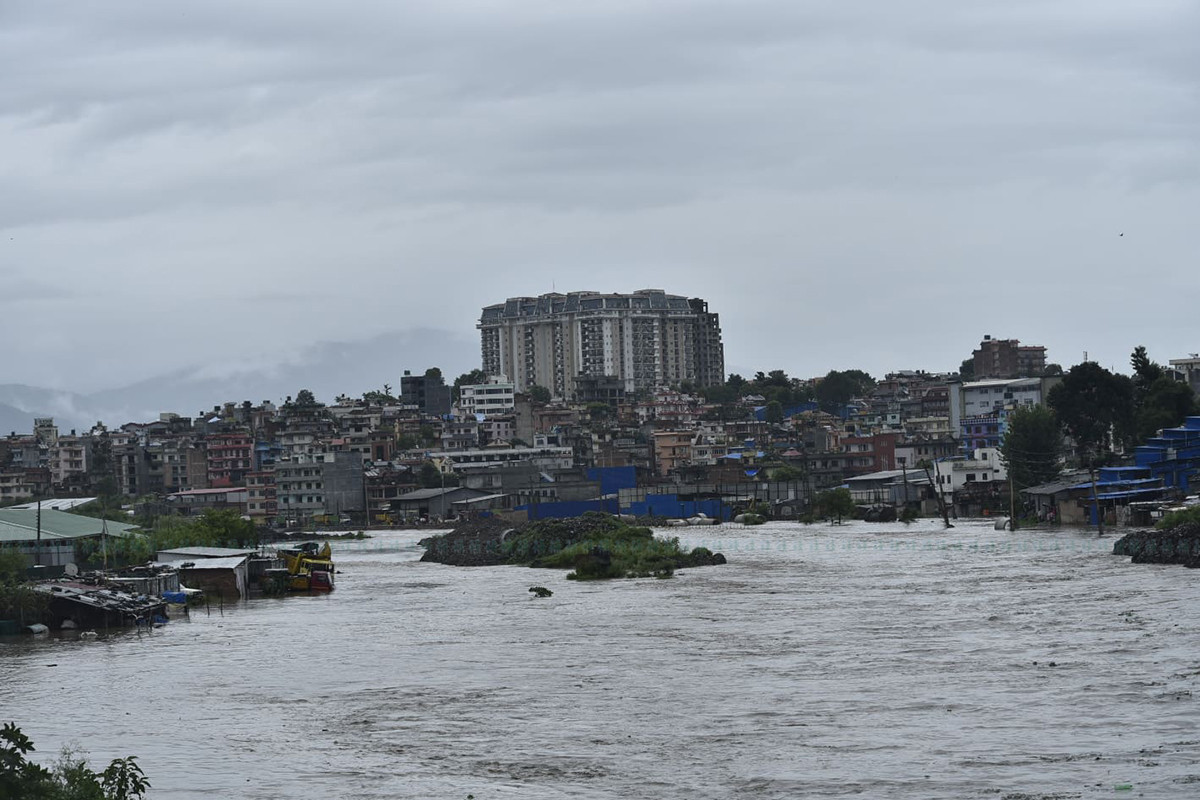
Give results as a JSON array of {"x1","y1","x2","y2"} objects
[{"x1": 2, "y1": 519, "x2": 1198, "y2": 798}]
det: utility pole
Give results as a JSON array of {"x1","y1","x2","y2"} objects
[
  {"x1": 1091, "y1": 455, "x2": 1105, "y2": 537},
  {"x1": 35, "y1": 498, "x2": 42, "y2": 567},
  {"x1": 923, "y1": 460, "x2": 953, "y2": 529},
  {"x1": 1008, "y1": 463, "x2": 1017, "y2": 532}
]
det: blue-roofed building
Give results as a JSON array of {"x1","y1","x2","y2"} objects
[{"x1": 1133, "y1": 415, "x2": 1200, "y2": 493}]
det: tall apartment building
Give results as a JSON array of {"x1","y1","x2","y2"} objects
[{"x1": 478, "y1": 290, "x2": 724, "y2": 398}]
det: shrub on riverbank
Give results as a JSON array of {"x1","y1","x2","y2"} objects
[
  {"x1": 1156, "y1": 506, "x2": 1200, "y2": 530},
  {"x1": 0, "y1": 550, "x2": 49, "y2": 626},
  {"x1": 74, "y1": 510, "x2": 258, "y2": 567}
]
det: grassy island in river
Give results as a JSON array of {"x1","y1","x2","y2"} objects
[{"x1": 419, "y1": 513, "x2": 725, "y2": 580}]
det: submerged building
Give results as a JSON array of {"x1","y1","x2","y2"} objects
[{"x1": 478, "y1": 290, "x2": 724, "y2": 399}]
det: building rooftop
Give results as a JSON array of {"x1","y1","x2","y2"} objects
[
  {"x1": 172, "y1": 555, "x2": 250, "y2": 570},
  {"x1": 7, "y1": 497, "x2": 97, "y2": 511},
  {"x1": 157, "y1": 546, "x2": 258, "y2": 559},
  {"x1": 0, "y1": 509, "x2": 139, "y2": 544},
  {"x1": 396, "y1": 487, "x2": 484, "y2": 501}
]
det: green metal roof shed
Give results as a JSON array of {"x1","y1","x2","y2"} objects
[{"x1": 0, "y1": 508, "x2": 139, "y2": 544}]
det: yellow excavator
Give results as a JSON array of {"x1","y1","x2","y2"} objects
[{"x1": 277, "y1": 541, "x2": 335, "y2": 591}]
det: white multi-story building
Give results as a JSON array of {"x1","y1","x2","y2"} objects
[
  {"x1": 933, "y1": 447, "x2": 1008, "y2": 494},
  {"x1": 478, "y1": 290, "x2": 724, "y2": 399},
  {"x1": 949, "y1": 376, "x2": 1062, "y2": 451},
  {"x1": 459, "y1": 379, "x2": 516, "y2": 417},
  {"x1": 1170, "y1": 354, "x2": 1200, "y2": 394}
]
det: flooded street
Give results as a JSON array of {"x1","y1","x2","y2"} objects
[{"x1": 3, "y1": 519, "x2": 1198, "y2": 798}]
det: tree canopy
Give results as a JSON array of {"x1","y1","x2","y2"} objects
[
  {"x1": 1130, "y1": 346, "x2": 1197, "y2": 442},
  {"x1": 699, "y1": 370, "x2": 814, "y2": 408},
  {"x1": 290, "y1": 388, "x2": 321, "y2": 409},
  {"x1": 1000, "y1": 405, "x2": 1063, "y2": 489},
  {"x1": 528, "y1": 385, "x2": 552, "y2": 404},
  {"x1": 1047, "y1": 362, "x2": 1134, "y2": 463},
  {"x1": 814, "y1": 370, "x2": 875, "y2": 413},
  {"x1": 816, "y1": 487, "x2": 854, "y2": 523},
  {"x1": 453, "y1": 369, "x2": 489, "y2": 402},
  {"x1": 419, "y1": 462, "x2": 459, "y2": 489}
]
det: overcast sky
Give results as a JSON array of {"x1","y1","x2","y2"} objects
[{"x1": 3, "y1": 0, "x2": 1198, "y2": 392}]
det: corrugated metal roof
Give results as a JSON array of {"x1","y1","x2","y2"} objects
[
  {"x1": 0, "y1": 509, "x2": 139, "y2": 543},
  {"x1": 395, "y1": 487, "x2": 482, "y2": 500},
  {"x1": 175, "y1": 555, "x2": 248, "y2": 570},
  {"x1": 451, "y1": 493, "x2": 510, "y2": 505},
  {"x1": 158, "y1": 546, "x2": 257, "y2": 559},
  {"x1": 8, "y1": 497, "x2": 98, "y2": 511}
]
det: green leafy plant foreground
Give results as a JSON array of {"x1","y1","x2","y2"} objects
[{"x1": 1, "y1": 722, "x2": 149, "y2": 800}]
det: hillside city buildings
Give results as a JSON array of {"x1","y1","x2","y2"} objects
[{"x1": 2, "y1": 326, "x2": 1198, "y2": 529}]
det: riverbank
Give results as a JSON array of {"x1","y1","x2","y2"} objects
[{"x1": 1112, "y1": 523, "x2": 1200, "y2": 567}]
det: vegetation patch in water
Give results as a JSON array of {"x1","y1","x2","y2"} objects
[{"x1": 420, "y1": 512, "x2": 725, "y2": 579}]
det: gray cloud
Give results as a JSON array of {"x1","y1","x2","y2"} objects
[{"x1": 2, "y1": 0, "x2": 1198, "y2": 393}]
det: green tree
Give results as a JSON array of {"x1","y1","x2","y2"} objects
[
  {"x1": 772, "y1": 465, "x2": 804, "y2": 482},
  {"x1": 362, "y1": 385, "x2": 396, "y2": 405},
  {"x1": 291, "y1": 389, "x2": 320, "y2": 409},
  {"x1": 1047, "y1": 362, "x2": 1135, "y2": 464},
  {"x1": 418, "y1": 425, "x2": 438, "y2": 446},
  {"x1": 699, "y1": 383, "x2": 737, "y2": 404},
  {"x1": 452, "y1": 369, "x2": 489, "y2": 402},
  {"x1": 528, "y1": 385, "x2": 552, "y2": 404},
  {"x1": 1131, "y1": 345, "x2": 1164, "y2": 394},
  {"x1": 0, "y1": 549, "x2": 50, "y2": 626},
  {"x1": 816, "y1": 488, "x2": 854, "y2": 523},
  {"x1": 418, "y1": 462, "x2": 458, "y2": 489},
  {"x1": 761, "y1": 370, "x2": 790, "y2": 388},
  {"x1": 959, "y1": 358, "x2": 975, "y2": 380},
  {"x1": 726, "y1": 373, "x2": 747, "y2": 392},
  {"x1": 814, "y1": 370, "x2": 875, "y2": 413},
  {"x1": 1129, "y1": 345, "x2": 1197, "y2": 441},
  {"x1": 764, "y1": 400, "x2": 784, "y2": 424},
  {"x1": 423, "y1": 367, "x2": 443, "y2": 382},
  {"x1": 1136, "y1": 376, "x2": 1198, "y2": 442},
  {"x1": 1000, "y1": 405, "x2": 1063, "y2": 489}
]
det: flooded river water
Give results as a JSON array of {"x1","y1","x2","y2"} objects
[{"x1": 2, "y1": 519, "x2": 1198, "y2": 798}]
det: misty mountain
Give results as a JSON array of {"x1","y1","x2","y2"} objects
[
  {"x1": 0, "y1": 401, "x2": 37, "y2": 436},
  {"x1": 0, "y1": 327, "x2": 478, "y2": 432}
]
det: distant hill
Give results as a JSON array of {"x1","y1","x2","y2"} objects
[
  {"x1": 0, "y1": 327, "x2": 478, "y2": 432},
  {"x1": 0, "y1": 401, "x2": 36, "y2": 436}
]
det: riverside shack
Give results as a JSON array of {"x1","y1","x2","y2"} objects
[{"x1": 0, "y1": 508, "x2": 141, "y2": 571}]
